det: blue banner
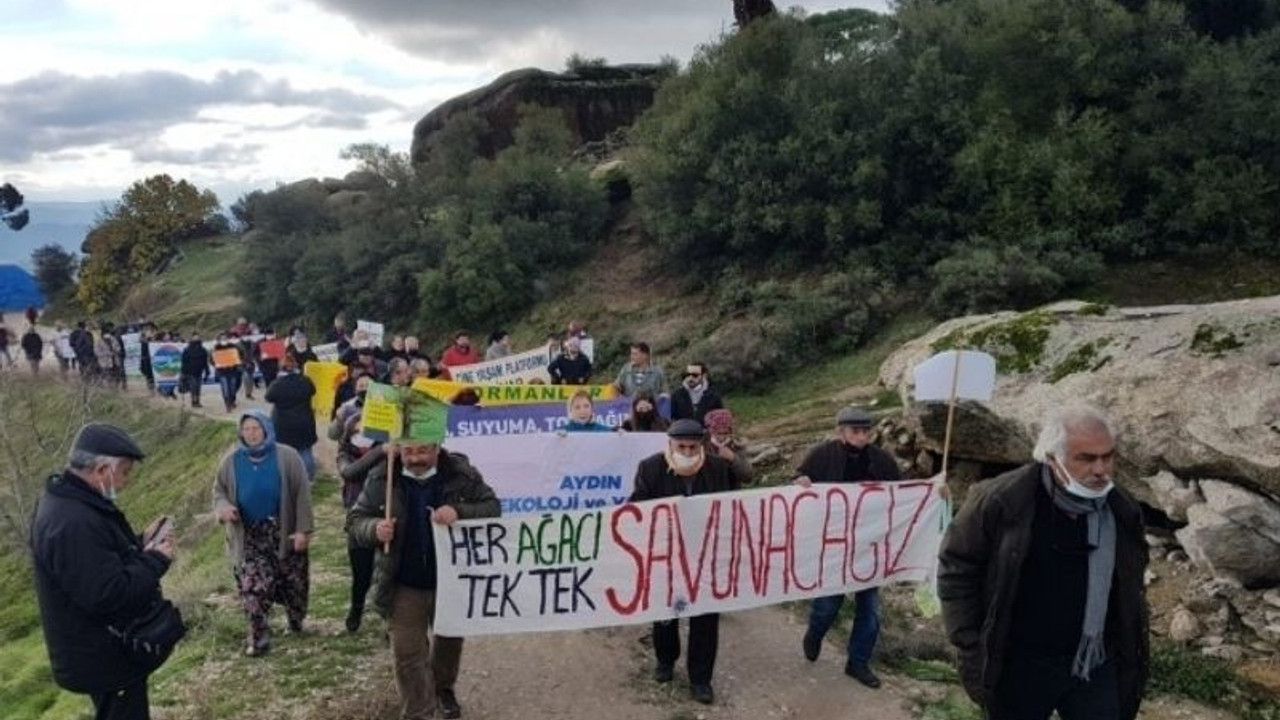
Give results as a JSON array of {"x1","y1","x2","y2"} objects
[{"x1": 446, "y1": 397, "x2": 670, "y2": 437}]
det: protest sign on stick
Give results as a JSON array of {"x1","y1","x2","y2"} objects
[{"x1": 912, "y1": 350, "x2": 996, "y2": 477}]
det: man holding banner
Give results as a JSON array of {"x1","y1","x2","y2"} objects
[
  {"x1": 630, "y1": 419, "x2": 741, "y2": 705},
  {"x1": 793, "y1": 406, "x2": 902, "y2": 689},
  {"x1": 346, "y1": 410, "x2": 500, "y2": 720}
]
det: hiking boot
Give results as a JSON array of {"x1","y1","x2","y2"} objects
[
  {"x1": 846, "y1": 664, "x2": 881, "y2": 689},
  {"x1": 437, "y1": 689, "x2": 462, "y2": 719},
  {"x1": 802, "y1": 629, "x2": 821, "y2": 662},
  {"x1": 690, "y1": 683, "x2": 714, "y2": 705},
  {"x1": 345, "y1": 606, "x2": 362, "y2": 633},
  {"x1": 653, "y1": 663, "x2": 674, "y2": 683}
]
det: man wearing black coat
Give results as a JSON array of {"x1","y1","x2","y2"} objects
[
  {"x1": 670, "y1": 362, "x2": 724, "y2": 424},
  {"x1": 71, "y1": 321, "x2": 97, "y2": 379},
  {"x1": 21, "y1": 326, "x2": 44, "y2": 375},
  {"x1": 180, "y1": 335, "x2": 209, "y2": 408},
  {"x1": 30, "y1": 423, "x2": 178, "y2": 720},
  {"x1": 265, "y1": 354, "x2": 318, "y2": 480},
  {"x1": 793, "y1": 406, "x2": 902, "y2": 689},
  {"x1": 547, "y1": 337, "x2": 592, "y2": 385},
  {"x1": 631, "y1": 419, "x2": 740, "y2": 706}
]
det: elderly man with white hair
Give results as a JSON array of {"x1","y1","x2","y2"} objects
[{"x1": 938, "y1": 405, "x2": 1150, "y2": 720}]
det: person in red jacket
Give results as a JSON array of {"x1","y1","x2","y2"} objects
[{"x1": 439, "y1": 331, "x2": 479, "y2": 369}]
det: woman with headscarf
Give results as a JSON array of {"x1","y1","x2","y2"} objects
[
  {"x1": 620, "y1": 390, "x2": 669, "y2": 432},
  {"x1": 212, "y1": 410, "x2": 314, "y2": 656},
  {"x1": 704, "y1": 408, "x2": 754, "y2": 486}
]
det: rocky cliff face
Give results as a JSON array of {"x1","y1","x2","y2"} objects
[
  {"x1": 874, "y1": 297, "x2": 1280, "y2": 663},
  {"x1": 410, "y1": 65, "x2": 664, "y2": 165}
]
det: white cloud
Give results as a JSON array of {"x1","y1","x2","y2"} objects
[{"x1": 3, "y1": 0, "x2": 888, "y2": 201}]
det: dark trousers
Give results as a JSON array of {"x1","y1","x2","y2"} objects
[
  {"x1": 653, "y1": 613, "x2": 720, "y2": 685},
  {"x1": 90, "y1": 680, "x2": 150, "y2": 720},
  {"x1": 348, "y1": 545, "x2": 375, "y2": 614},
  {"x1": 995, "y1": 654, "x2": 1120, "y2": 720},
  {"x1": 182, "y1": 375, "x2": 202, "y2": 406}
]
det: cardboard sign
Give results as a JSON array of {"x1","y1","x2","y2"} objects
[
  {"x1": 212, "y1": 347, "x2": 240, "y2": 370},
  {"x1": 357, "y1": 320, "x2": 385, "y2": 348},
  {"x1": 432, "y1": 480, "x2": 945, "y2": 635},
  {"x1": 912, "y1": 350, "x2": 997, "y2": 402},
  {"x1": 360, "y1": 382, "x2": 449, "y2": 444},
  {"x1": 303, "y1": 361, "x2": 348, "y2": 417},
  {"x1": 259, "y1": 339, "x2": 286, "y2": 361}
]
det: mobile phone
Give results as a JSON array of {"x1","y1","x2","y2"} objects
[{"x1": 146, "y1": 516, "x2": 174, "y2": 550}]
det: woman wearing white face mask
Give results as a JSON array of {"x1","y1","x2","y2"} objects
[{"x1": 629, "y1": 419, "x2": 741, "y2": 706}]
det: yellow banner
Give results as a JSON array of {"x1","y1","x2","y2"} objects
[
  {"x1": 412, "y1": 378, "x2": 618, "y2": 406},
  {"x1": 304, "y1": 361, "x2": 348, "y2": 418}
]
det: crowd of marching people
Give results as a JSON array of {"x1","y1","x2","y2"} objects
[{"x1": 25, "y1": 305, "x2": 1152, "y2": 720}]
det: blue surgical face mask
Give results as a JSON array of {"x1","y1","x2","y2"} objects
[{"x1": 1052, "y1": 455, "x2": 1113, "y2": 500}]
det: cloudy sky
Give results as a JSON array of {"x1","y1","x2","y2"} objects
[{"x1": 3, "y1": 0, "x2": 886, "y2": 205}]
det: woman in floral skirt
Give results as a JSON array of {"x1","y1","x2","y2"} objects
[{"x1": 213, "y1": 410, "x2": 314, "y2": 656}]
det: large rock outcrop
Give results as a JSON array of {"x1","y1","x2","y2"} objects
[
  {"x1": 879, "y1": 297, "x2": 1280, "y2": 500},
  {"x1": 410, "y1": 65, "x2": 664, "y2": 165},
  {"x1": 878, "y1": 296, "x2": 1280, "y2": 588}
]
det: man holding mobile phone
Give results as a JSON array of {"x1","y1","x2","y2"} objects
[{"x1": 30, "y1": 423, "x2": 180, "y2": 720}]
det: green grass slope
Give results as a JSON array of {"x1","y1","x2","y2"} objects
[{"x1": 0, "y1": 378, "x2": 392, "y2": 720}]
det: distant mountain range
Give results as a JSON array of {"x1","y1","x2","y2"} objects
[{"x1": 0, "y1": 201, "x2": 103, "y2": 268}]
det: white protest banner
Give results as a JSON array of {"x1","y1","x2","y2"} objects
[
  {"x1": 448, "y1": 345, "x2": 552, "y2": 385},
  {"x1": 432, "y1": 480, "x2": 945, "y2": 636},
  {"x1": 912, "y1": 350, "x2": 996, "y2": 403},
  {"x1": 578, "y1": 337, "x2": 594, "y2": 362},
  {"x1": 446, "y1": 433, "x2": 667, "y2": 515},
  {"x1": 357, "y1": 320, "x2": 385, "y2": 348}
]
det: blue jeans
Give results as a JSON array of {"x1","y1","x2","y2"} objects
[
  {"x1": 297, "y1": 446, "x2": 316, "y2": 482},
  {"x1": 807, "y1": 588, "x2": 880, "y2": 668},
  {"x1": 217, "y1": 373, "x2": 240, "y2": 407}
]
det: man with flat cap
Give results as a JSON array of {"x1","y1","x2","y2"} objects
[
  {"x1": 30, "y1": 423, "x2": 180, "y2": 720},
  {"x1": 793, "y1": 406, "x2": 902, "y2": 688},
  {"x1": 630, "y1": 418, "x2": 741, "y2": 705}
]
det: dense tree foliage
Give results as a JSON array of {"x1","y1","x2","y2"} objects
[
  {"x1": 238, "y1": 105, "x2": 609, "y2": 336},
  {"x1": 632, "y1": 0, "x2": 1280, "y2": 314},
  {"x1": 29, "y1": 244, "x2": 78, "y2": 298},
  {"x1": 77, "y1": 175, "x2": 221, "y2": 312}
]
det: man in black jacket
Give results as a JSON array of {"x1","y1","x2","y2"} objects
[
  {"x1": 631, "y1": 419, "x2": 740, "y2": 706},
  {"x1": 547, "y1": 337, "x2": 592, "y2": 385},
  {"x1": 30, "y1": 423, "x2": 178, "y2": 720},
  {"x1": 71, "y1": 321, "x2": 97, "y2": 380},
  {"x1": 21, "y1": 326, "x2": 44, "y2": 375},
  {"x1": 793, "y1": 406, "x2": 901, "y2": 689},
  {"x1": 939, "y1": 406, "x2": 1149, "y2": 720},
  {"x1": 266, "y1": 354, "x2": 318, "y2": 480},
  {"x1": 670, "y1": 362, "x2": 723, "y2": 424},
  {"x1": 180, "y1": 335, "x2": 209, "y2": 408}
]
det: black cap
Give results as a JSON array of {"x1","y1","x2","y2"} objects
[
  {"x1": 836, "y1": 406, "x2": 873, "y2": 428},
  {"x1": 667, "y1": 419, "x2": 706, "y2": 439},
  {"x1": 72, "y1": 423, "x2": 146, "y2": 461}
]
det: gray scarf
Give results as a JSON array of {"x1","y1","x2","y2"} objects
[
  {"x1": 688, "y1": 380, "x2": 708, "y2": 405},
  {"x1": 1041, "y1": 466, "x2": 1116, "y2": 681}
]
